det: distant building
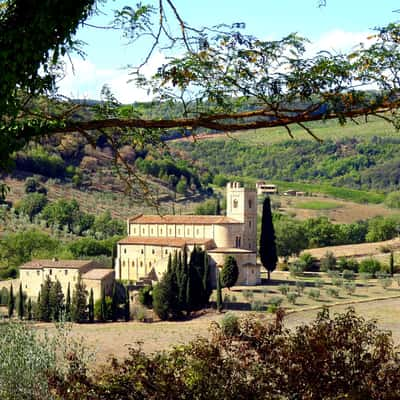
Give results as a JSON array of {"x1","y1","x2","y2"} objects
[
  {"x1": 115, "y1": 182, "x2": 261, "y2": 286},
  {"x1": 256, "y1": 181, "x2": 278, "y2": 196},
  {"x1": 19, "y1": 259, "x2": 114, "y2": 301}
]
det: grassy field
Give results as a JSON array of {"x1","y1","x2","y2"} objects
[
  {"x1": 194, "y1": 115, "x2": 399, "y2": 146},
  {"x1": 294, "y1": 200, "x2": 342, "y2": 210},
  {"x1": 29, "y1": 270, "x2": 400, "y2": 367}
]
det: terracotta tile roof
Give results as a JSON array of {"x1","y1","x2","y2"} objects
[
  {"x1": 128, "y1": 214, "x2": 241, "y2": 224},
  {"x1": 82, "y1": 269, "x2": 114, "y2": 280},
  {"x1": 118, "y1": 237, "x2": 215, "y2": 248},
  {"x1": 19, "y1": 259, "x2": 97, "y2": 270}
]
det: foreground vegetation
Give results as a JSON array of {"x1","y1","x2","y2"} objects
[{"x1": 2, "y1": 308, "x2": 400, "y2": 399}]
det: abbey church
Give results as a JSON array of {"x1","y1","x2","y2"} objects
[{"x1": 115, "y1": 182, "x2": 261, "y2": 286}]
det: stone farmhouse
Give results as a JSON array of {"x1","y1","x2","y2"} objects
[
  {"x1": 19, "y1": 259, "x2": 114, "y2": 301},
  {"x1": 115, "y1": 182, "x2": 261, "y2": 286}
]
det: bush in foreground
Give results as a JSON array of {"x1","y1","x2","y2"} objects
[{"x1": 47, "y1": 308, "x2": 400, "y2": 399}]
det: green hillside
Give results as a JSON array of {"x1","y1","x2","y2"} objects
[{"x1": 171, "y1": 117, "x2": 400, "y2": 203}]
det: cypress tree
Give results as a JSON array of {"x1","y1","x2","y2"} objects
[
  {"x1": 100, "y1": 287, "x2": 107, "y2": 322},
  {"x1": 49, "y1": 279, "x2": 64, "y2": 321},
  {"x1": 202, "y1": 251, "x2": 212, "y2": 305},
  {"x1": 39, "y1": 276, "x2": 52, "y2": 322},
  {"x1": 216, "y1": 196, "x2": 221, "y2": 215},
  {"x1": 27, "y1": 298, "x2": 32, "y2": 321},
  {"x1": 178, "y1": 248, "x2": 188, "y2": 312},
  {"x1": 65, "y1": 282, "x2": 71, "y2": 321},
  {"x1": 167, "y1": 252, "x2": 172, "y2": 272},
  {"x1": 111, "y1": 282, "x2": 118, "y2": 322},
  {"x1": 220, "y1": 256, "x2": 239, "y2": 289},
  {"x1": 88, "y1": 288, "x2": 94, "y2": 323},
  {"x1": 260, "y1": 196, "x2": 278, "y2": 281},
  {"x1": 216, "y1": 271, "x2": 223, "y2": 312},
  {"x1": 124, "y1": 286, "x2": 130, "y2": 322},
  {"x1": 390, "y1": 251, "x2": 395, "y2": 276},
  {"x1": 71, "y1": 275, "x2": 87, "y2": 323},
  {"x1": 17, "y1": 283, "x2": 24, "y2": 320},
  {"x1": 35, "y1": 292, "x2": 41, "y2": 320},
  {"x1": 8, "y1": 283, "x2": 14, "y2": 318}
]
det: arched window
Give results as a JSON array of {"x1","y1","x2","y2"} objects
[{"x1": 233, "y1": 199, "x2": 238, "y2": 208}]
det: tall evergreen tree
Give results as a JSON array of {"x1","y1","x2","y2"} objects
[
  {"x1": 39, "y1": 276, "x2": 52, "y2": 322},
  {"x1": 216, "y1": 271, "x2": 223, "y2": 312},
  {"x1": 27, "y1": 298, "x2": 33, "y2": 321},
  {"x1": 220, "y1": 256, "x2": 239, "y2": 289},
  {"x1": 88, "y1": 288, "x2": 94, "y2": 323},
  {"x1": 17, "y1": 283, "x2": 24, "y2": 320},
  {"x1": 49, "y1": 279, "x2": 64, "y2": 321},
  {"x1": 8, "y1": 283, "x2": 14, "y2": 318},
  {"x1": 390, "y1": 251, "x2": 395, "y2": 276},
  {"x1": 124, "y1": 286, "x2": 130, "y2": 322},
  {"x1": 65, "y1": 282, "x2": 71, "y2": 321},
  {"x1": 111, "y1": 282, "x2": 118, "y2": 322},
  {"x1": 202, "y1": 251, "x2": 212, "y2": 305},
  {"x1": 35, "y1": 292, "x2": 41, "y2": 320},
  {"x1": 71, "y1": 275, "x2": 87, "y2": 323},
  {"x1": 100, "y1": 287, "x2": 107, "y2": 322},
  {"x1": 216, "y1": 196, "x2": 221, "y2": 215},
  {"x1": 260, "y1": 196, "x2": 278, "y2": 281}
]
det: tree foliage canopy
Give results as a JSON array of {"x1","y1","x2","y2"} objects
[{"x1": 1, "y1": 1, "x2": 400, "y2": 199}]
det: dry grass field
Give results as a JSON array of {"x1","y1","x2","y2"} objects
[
  {"x1": 34, "y1": 296, "x2": 400, "y2": 368},
  {"x1": 30, "y1": 271, "x2": 400, "y2": 368},
  {"x1": 277, "y1": 195, "x2": 396, "y2": 224}
]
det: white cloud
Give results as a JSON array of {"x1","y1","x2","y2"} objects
[
  {"x1": 57, "y1": 52, "x2": 166, "y2": 103},
  {"x1": 306, "y1": 30, "x2": 372, "y2": 56}
]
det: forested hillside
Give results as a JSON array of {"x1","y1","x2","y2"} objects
[{"x1": 173, "y1": 118, "x2": 400, "y2": 193}]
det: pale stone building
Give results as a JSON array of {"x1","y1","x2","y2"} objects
[
  {"x1": 19, "y1": 259, "x2": 114, "y2": 301},
  {"x1": 115, "y1": 182, "x2": 261, "y2": 286}
]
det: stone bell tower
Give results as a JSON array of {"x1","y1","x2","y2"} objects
[{"x1": 226, "y1": 182, "x2": 257, "y2": 251}]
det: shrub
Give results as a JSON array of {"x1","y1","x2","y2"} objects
[
  {"x1": 320, "y1": 251, "x2": 336, "y2": 272},
  {"x1": 268, "y1": 296, "x2": 284, "y2": 307},
  {"x1": 132, "y1": 305, "x2": 147, "y2": 322},
  {"x1": 297, "y1": 252, "x2": 316, "y2": 271},
  {"x1": 308, "y1": 289, "x2": 320, "y2": 300},
  {"x1": 332, "y1": 277, "x2": 343, "y2": 287},
  {"x1": 286, "y1": 292, "x2": 298, "y2": 305},
  {"x1": 379, "y1": 278, "x2": 393, "y2": 289},
  {"x1": 344, "y1": 282, "x2": 356, "y2": 295},
  {"x1": 289, "y1": 263, "x2": 304, "y2": 277},
  {"x1": 47, "y1": 309, "x2": 400, "y2": 399},
  {"x1": 342, "y1": 269, "x2": 355, "y2": 281},
  {"x1": 267, "y1": 304, "x2": 279, "y2": 313},
  {"x1": 360, "y1": 272, "x2": 372, "y2": 288},
  {"x1": 220, "y1": 312, "x2": 240, "y2": 336},
  {"x1": 295, "y1": 281, "x2": 305, "y2": 295},
  {"x1": 326, "y1": 288, "x2": 339, "y2": 298},
  {"x1": 327, "y1": 269, "x2": 340, "y2": 279},
  {"x1": 242, "y1": 289, "x2": 254, "y2": 302},
  {"x1": 277, "y1": 284, "x2": 290, "y2": 295},
  {"x1": 223, "y1": 293, "x2": 231, "y2": 303},
  {"x1": 314, "y1": 279, "x2": 325, "y2": 288},
  {"x1": 220, "y1": 256, "x2": 239, "y2": 289},
  {"x1": 359, "y1": 258, "x2": 381, "y2": 277},
  {"x1": 337, "y1": 257, "x2": 359, "y2": 272},
  {"x1": 138, "y1": 285, "x2": 153, "y2": 308},
  {"x1": 250, "y1": 300, "x2": 264, "y2": 311}
]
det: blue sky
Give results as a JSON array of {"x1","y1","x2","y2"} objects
[{"x1": 58, "y1": 0, "x2": 399, "y2": 102}]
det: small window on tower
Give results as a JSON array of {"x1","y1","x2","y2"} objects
[
  {"x1": 233, "y1": 199, "x2": 238, "y2": 208},
  {"x1": 249, "y1": 221, "x2": 251, "y2": 228},
  {"x1": 248, "y1": 199, "x2": 252, "y2": 208}
]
